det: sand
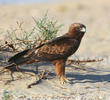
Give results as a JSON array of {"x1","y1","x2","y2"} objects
[{"x1": 0, "y1": 0, "x2": 110, "y2": 99}]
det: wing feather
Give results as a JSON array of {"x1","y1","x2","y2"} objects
[{"x1": 33, "y1": 36, "x2": 79, "y2": 61}]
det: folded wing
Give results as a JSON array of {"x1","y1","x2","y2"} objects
[{"x1": 32, "y1": 36, "x2": 79, "y2": 61}]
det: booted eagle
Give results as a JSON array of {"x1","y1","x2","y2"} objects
[{"x1": 6, "y1": 23, "x2": 86, "y2": 84}]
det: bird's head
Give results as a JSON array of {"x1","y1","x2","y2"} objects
[{"x1": 68, "y1": 23, "x2": 86, "y2": 39}]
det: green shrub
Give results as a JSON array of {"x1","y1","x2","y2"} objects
[{"x1": 7, "y1": 12, "x2": 63, "y2": 51}]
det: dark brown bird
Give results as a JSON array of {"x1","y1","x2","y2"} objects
[{"x1": 6, "y1": 23, "x2": 86, "y2": 84}]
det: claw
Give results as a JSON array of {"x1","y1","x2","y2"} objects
[{"x1": 59, "y1": 77, "x2": 70, "y2": 84}]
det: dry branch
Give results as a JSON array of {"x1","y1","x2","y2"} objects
[
  {"x1": 67, "y1": 59, "x2": 103, "y2": 65},
  {"x1": 27, "y1": 70, "x2": 50, "y2": 88}
]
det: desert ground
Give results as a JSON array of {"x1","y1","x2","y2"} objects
[{"x1": 0, "y1": 0, "x2": 110, "y2": 99}]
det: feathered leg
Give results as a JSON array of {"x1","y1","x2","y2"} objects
[{"x1": 54, "y1": 60, "x2": 69, "y2": 84}]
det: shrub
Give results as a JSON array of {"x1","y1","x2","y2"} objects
[{"x1": 7, "y1": 12, "x2": 63, "y2": 51}]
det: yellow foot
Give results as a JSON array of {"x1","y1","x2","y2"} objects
[{"x1": 59, "y1": 77, "x2": 70, "y2": 84}]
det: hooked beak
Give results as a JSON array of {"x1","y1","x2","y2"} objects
[{"x1": 80, "y1": 27, "x2": 86, "y2": 33}]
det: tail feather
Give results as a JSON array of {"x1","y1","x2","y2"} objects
[
  {"x1": 8, "y1": 43, "x2": 45, "y2": 66},
  {"x1": 8, "y1": 49, "x2": 30, "y2": 64},
  {"x1": 8, "y1": 49, "x2": 31, "y2": 66}
]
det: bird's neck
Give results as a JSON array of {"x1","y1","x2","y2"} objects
[{"x1": 65, "y1": 32, "x2": 83, "y2": 41}]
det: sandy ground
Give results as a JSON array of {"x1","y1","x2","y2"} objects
[
  {"x1": 0, "y1": 51, "x2": 110, "y2": 100},
  {"x1": 0, "y1": 0, "x2": 110, "y2": 99}
]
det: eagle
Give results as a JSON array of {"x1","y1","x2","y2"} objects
[{"x1": 6, "y1": 23, "x2": 86, "y2": 84}]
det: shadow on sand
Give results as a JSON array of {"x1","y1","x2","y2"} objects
[
  {"x1": 1, "y1": 57, "x2": 110, "y2": 84},
  {"x1": 67, "y1": 73, "x2": 110, "y2": 83}
]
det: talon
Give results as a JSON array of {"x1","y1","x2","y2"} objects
[
  {"x1": 59, "y1": 77, "x2": 70, "y2": 84},
  {"x1": 64, "y1": 78, "x2": 70, "y2": 83}
]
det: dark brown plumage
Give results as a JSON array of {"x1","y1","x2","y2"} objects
[{"x1": 7, "y1": 23, "x2": 86, "y2": 83}]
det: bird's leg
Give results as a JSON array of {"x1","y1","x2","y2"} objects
[{"x1": 55, "y1": 60, "x2": 69, "y2": 84}]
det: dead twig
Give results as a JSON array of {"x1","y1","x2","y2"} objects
[
  {"x1": 27, "y1": 70, "x2": 50, "y2": 88},
  {"x1": 67, "y1": 59, "x2": 103, "y2": 65},
  {"x1": 5, "y1": 41, "x2": 16, "y2": 51},
  {"x1": 70, "y1": 63, "x2": 88, "y2": 70},
  {"x1": 67, "y1": 58, "x2": 103, "y2": 71}
]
